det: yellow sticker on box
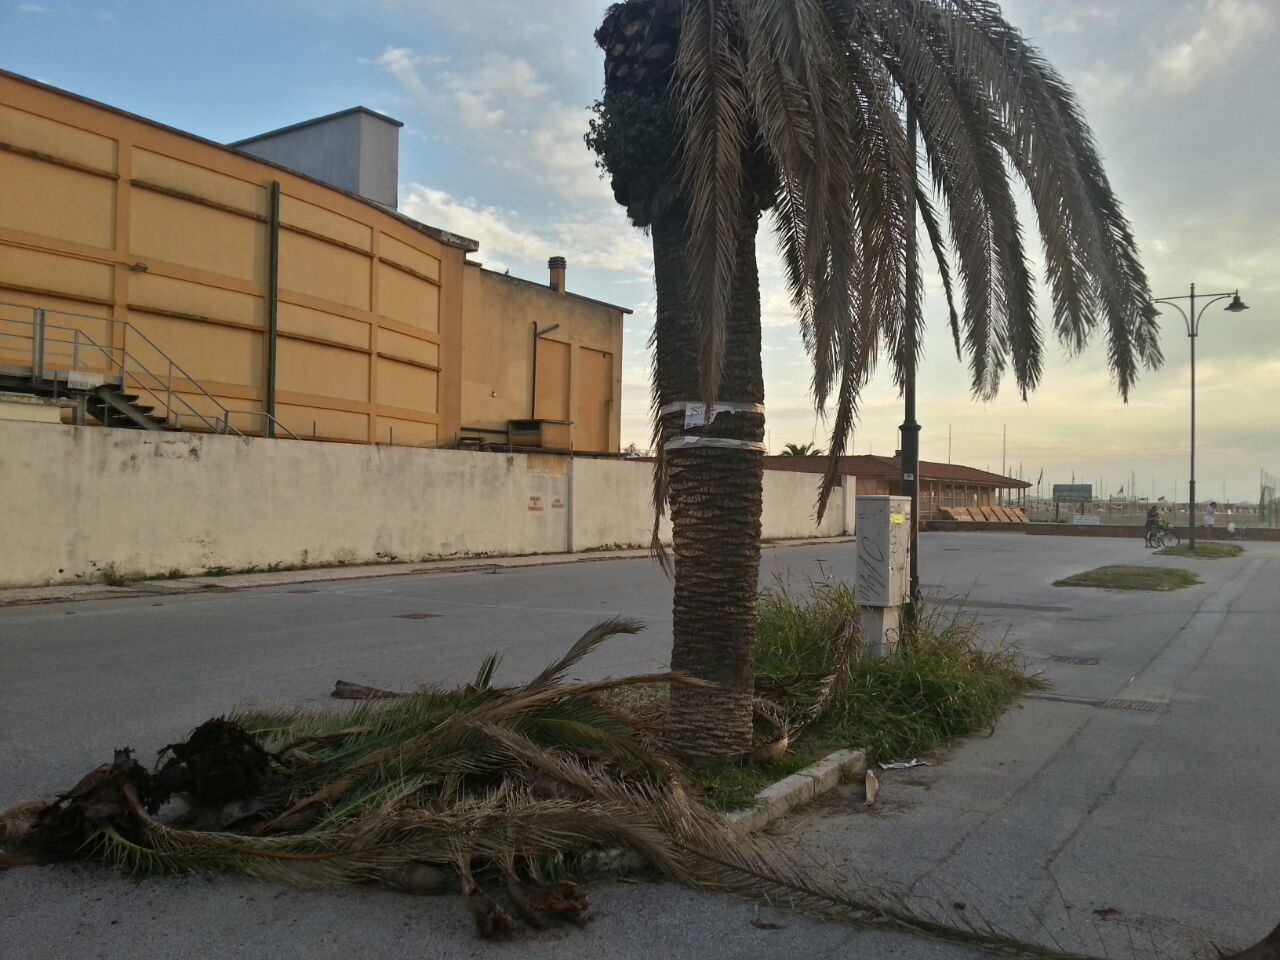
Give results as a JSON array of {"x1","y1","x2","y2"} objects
[{"x1": 890, "y1": 514, "x2": 906, "y2": 525}]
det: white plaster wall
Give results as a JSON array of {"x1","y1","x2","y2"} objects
[
  {"x1": 0, "y1": 422, "x2": 854, "y2": 587},
  {"x1": 571, "y1": 458, "x2": 672, "y2": 551},
  {"x1": 0, "y1": 422, "x2": 569, "y2": 586},
  {"x1": 0, "y1": 397, "x2": 62, "y2": 424},
  {"x1": 841, "y1": 480, "x2": 857, "y2": 537},
  {"x1": 572, "y1": 459, "x2": 851, "y2": 549},
  {"x1": 761, "y1": 469, "x2": 849, "y2": 540}
]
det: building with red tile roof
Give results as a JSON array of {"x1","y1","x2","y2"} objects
[{"x1": 763, "y1": 454, "x2": 1030, "y2": 519}]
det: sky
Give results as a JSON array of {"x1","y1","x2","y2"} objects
[{"x1": 3, "y1": 0, "x2": 1277, "y2": 502}]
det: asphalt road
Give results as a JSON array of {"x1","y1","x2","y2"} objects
[{"x1": 2, "y1": 533, "x2": 1277, "y2": 959}]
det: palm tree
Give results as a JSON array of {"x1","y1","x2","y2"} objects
[
  {"x1": 780, "y1": 442, "x2": 823, "y2": 457},
  {"x1": 588, "y1": 0, "x2": 1160, "y2": 762}
]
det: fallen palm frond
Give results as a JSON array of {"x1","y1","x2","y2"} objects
[{"x1": 0, "y1": 618, "x2": 1247, "y2": 956}]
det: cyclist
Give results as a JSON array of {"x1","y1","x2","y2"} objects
[{"x1": 1144, "y1": 504, "x2": 1161, "y2": 545}]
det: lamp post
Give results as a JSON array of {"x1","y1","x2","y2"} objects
[
  {"x1": 1150, "y1": 283, "x2": 1249, "y2": 552},
  {"x1": 900, "y1": 105, "x2": 921, "y2": 611}
]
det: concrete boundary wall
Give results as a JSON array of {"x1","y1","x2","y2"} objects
[{"x1": 0, "y1": 422, "x2": 853, "y2": 587}]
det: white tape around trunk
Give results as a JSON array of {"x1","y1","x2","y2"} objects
[
  {"x1": 658, "y1": 400, "x2": 765, "y2": 429},
  {"x1": 664, "y1": 436, "x2": 768, "y2": 453}
]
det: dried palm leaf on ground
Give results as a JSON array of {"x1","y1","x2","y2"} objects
[{"x1": 0, "y1": 618, "x2": 1261, "y2": 957}]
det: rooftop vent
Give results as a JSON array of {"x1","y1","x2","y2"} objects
[{"x1": 548, "y1": 256, "x2": 566, "y2": 292}]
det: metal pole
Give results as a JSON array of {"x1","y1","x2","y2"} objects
[
  {"x1": 1189, "y1": 283, "x2": 1197, "y2": 553},
  {"x1": 266, "y1": 181, "x2": 281, "y2": 438},
  {"x1": 31, "y1": 308, "x2": 45, "y2": 382},
  {"x1": 901, "y1": 105, "x2": 921, "y2": 608},
  {"x1": 530, "y1": 321, "x2": 539, "y2": 418}
]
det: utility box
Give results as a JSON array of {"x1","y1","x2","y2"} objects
[
  {"x1": 855, "y1": 495, "x2": 911, "y2": 658},
  {"x1": 855, "y1": 496, "x2": 911, "y2": 607}
]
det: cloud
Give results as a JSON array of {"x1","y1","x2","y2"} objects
[
  {"x1": 17, "y1": 2, "x2": 47, "y2": 11},
  {"x1": 1041, "y1": 3, "x2": 1117, "y2": 36},
  {"x1": 760, "y1": 287, "x2": 801, "y2": 329},
  {"x1": 377, "y1": 46, "x2": 607, "y2": 202},
  {"x1": 400, "y1": 184, "x2": 650, "y2": 273},
  {"x1": 1151, "y1": 0, "x2": 1274, "y2": 93},
  {"x1": 375, "y1": 47, "x2": 445, "y2": 104},
  {"x1": 1075, "y1": 61, "x2": 1135, "y2": 110}
]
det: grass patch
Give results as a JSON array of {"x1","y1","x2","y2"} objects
[
  {"x1": 806, "y1": 627, "x2": 1041, "y2": 762},
  {"x1": 745, "y1": 578, "x2": 1042, "y2": 775},
  {"x1": 1054, "y1": 565, "x2": 1200, "y2": 591},
  {"x1": 1155, "y1": 543, "x2": 1243, "y2": 558},
  {"x1": 756, "y1": 577, "x2": 861, "y2": 677},
  {"x1": 698, "y1": 750, "x2": 821, "y2": 810}
]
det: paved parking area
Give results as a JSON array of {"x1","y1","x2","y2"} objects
[{"x1": 3, "y1": 533, "x2": 1277, "y2": 958}]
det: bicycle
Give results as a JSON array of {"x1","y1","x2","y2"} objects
[{"x1": 1145, "y1": 522, "x2": 1180, "y2": 549}]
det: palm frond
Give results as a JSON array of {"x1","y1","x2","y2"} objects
[
  {"x1": 673, "y1": 0, "x2": 750, "y2": 403},
  {"x1": 526, "y1": 617, "x2": 645, "y2": 690},
  {"x1": 665, "y1": 0, "x2": 1162, "y2": 483},
  {"x1": 473, "y1": 653, "x2": 501, "y2": 690}
]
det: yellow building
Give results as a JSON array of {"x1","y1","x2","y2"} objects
[
  {"x1": 461, "y1": 261, "x2": 623, "y2": 453},
  {"x1": 0, "y1": 69, "x2": 626, "y2": 451}
]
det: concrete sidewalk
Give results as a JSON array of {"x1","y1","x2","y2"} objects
[{"x1": 783, "y1": 544, "x2": 1280, "y2": 956}]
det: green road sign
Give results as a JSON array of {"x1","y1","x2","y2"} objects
[{"x1": 1052, "y1": 484, "x2": 1093, "y2": 502}]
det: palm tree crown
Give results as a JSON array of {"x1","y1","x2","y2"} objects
[{"x1": 591, "y1": 0, "x2": 1161, "y2": 507}]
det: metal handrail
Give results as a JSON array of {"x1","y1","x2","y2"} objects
[
  {"x1": 0, "y1": 304, "x2": 299, "y2": 439},
  {"x1": 68, "y1": 326, "x2": 238, "y2": 436}
]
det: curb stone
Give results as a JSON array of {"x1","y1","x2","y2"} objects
[
  {"x1": 723, "y1": 748, "x2": 867, "y2": 835},
  {"x1": 580, "y1": 748, "x2": 868, "y2": 877}
]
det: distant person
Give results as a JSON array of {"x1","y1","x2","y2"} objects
[
  {"x1": 1204, "y1": 501, "x2": 1217, "y2": 538},
  {"x1": 1145, "y1": 504, "x2": 1160, "y2": 536}
]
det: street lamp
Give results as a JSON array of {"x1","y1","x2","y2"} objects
[
  {"x1": 900, "y1": 105, "x2": 921, "y2": 610},
  {"x1": 1150, "y1": 283, "x2": 1250, "y2": 552}
]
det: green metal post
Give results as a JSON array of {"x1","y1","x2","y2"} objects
[{"x1": 266, "y1": 181, "x2": 281, "y2": 438}]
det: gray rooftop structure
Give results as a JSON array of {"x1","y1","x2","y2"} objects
[{"x1": 230, "y1": 106, "x2": 403, "y2": 209}]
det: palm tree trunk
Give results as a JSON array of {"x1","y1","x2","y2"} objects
[{"x1": 651, "y1": 200, "x2": 765, "y2": 763}]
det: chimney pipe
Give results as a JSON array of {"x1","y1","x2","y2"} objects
[{"x1": 548, "y1": 256, "x2": 566, "y2": 292}]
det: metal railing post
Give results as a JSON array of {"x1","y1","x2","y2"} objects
[
  {"x1": 31, "y1": 308, "x2": 46, "y2": 382},
  {"x1": 166, "y1": 359, "x2": 174, "y2": 423},
  {"x1": 222, "y1": 411, "x2": 230, "y2": 434},
  {"x1": 72, "y1": 329, "x2": 81, "y2": 371}
]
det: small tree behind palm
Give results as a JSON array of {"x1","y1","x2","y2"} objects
[
  {"x1": 780, "y1": 442, "x2": 823, "y2": 457},
  {"x1": 590, "y1": 0, "x2": 1160, "y2": 762}
]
